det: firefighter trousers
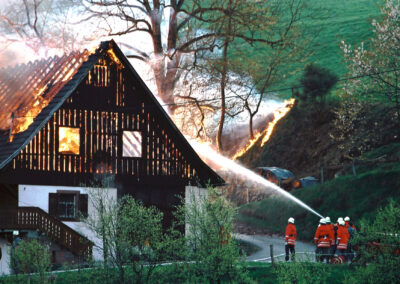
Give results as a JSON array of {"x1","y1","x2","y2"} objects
[{"x1": 285, "y1": 244, "x2": 295, "y2": 261}]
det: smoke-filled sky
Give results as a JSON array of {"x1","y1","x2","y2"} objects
[{"x1": 0, "y1": 0, "x2": 285, "y2": 142}]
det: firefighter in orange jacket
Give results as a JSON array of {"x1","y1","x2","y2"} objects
[
  {"x1": 337, "y1": 219, "x2": 350, "y2": 260},
  {"x1": 285, "y1": 217, "x2": 297, "y2": 261},
  {"x1": 325, "y1": 216, "x2": 335, "y2": 261},
  {"x1": 314, "y1": 218, "x2": 331, "y2": 263}
]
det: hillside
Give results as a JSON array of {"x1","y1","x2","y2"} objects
[
  {"x1": 239, "y1": 102, "x2": 399, "y2": 180},
  {"x1": 238, "y1": 143, "x2": 400, "y2": 240},
  {"x1": 236, "y1": 101, "x2": 400, "y2": 239},
  {"x1": 239, "y1": 0, "x2": 381, "y2": 95}
]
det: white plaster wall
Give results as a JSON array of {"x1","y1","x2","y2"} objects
[
  {"x1": 185, "y1": 186, "x2": 208, "y2": 236},
  {"x1": 18, "y1": 184, "x2": 117, "y2": 261},
  {"x1": 0, "y1": 238, "x2": 11, "y2": 275}
]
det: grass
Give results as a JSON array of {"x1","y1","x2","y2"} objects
[
  {"x1": 238, "y1": 143, "x2": 400, "y2": 241},
  {"x1": 236, "y1": 0, "x2": 381, "y2": 97},
  {"x1": 0, "y1": 262, "x2": 354, "y2": 283}
]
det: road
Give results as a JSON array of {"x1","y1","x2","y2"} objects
[{"x1": 235, "y1": 234, "x2": 316, "y2": 262}]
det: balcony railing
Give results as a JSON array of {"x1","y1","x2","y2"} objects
[{"x1": 0, "y1": 207, "x2": 92, "y2": 258}]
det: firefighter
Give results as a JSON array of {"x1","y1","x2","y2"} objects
[
  {"x1": 344, "y1": 216, "x2": 356, "y2": 230},
  {"x1": 325, "y1": 216, "x2": 335, "y2": 261},
  {"x1": 285, "y1": 217, "x2": 297, "y2": 261},
  {"x1": 344, "y1": 216, "x2": 356, "y2": 262},
  {"x1": 336, "y1": 219, "x2": 350, "y2": 261},
  {"x1": 314, "y1": 218, "x2": 331, "y2": 263},
  {"x1": 332, "y1": 217, "x2": 343, "y2": 257}
]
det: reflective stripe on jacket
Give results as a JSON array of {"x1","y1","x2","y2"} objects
[
  {"x1": 285, "y1": 223, "x2": 297, "y2": 246},
  {"x1": 314, "y1": 224, "x2": 331, "y2": 248},
  {"x1": 337, "y1": 225, "x2": 350, "y2": 250}
]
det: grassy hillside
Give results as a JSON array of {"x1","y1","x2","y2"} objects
[
  {"x1": 240, "y1": 0, "x2": 381, "y2": 96},
  {"x1": 237, "y1": 143, "x2": 400, "y2": 240},
  {"x1": 239, "y1": 100, "x2": 399, "y2": 179}
]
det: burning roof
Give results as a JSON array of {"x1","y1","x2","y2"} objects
[
  {"x1": 0, "y1": 50, "x2": 91, "y2": 139},
  {"x1": 0, "y1": 40, "x2": 224, "y2": 186}
]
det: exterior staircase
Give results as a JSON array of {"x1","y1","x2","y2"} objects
[{"x1": 0, "y1": 207, "x2": 92, "y2": 258}]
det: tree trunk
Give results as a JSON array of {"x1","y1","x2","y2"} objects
[
  {"x1": 216, "y1": 0, "x2": 233, "y2": 153},
  {"x1": 216, "y1": 42, "x2": 229, "y2": 153},
  {"x1": 249, "y1": 113, "x2": 254, "y2": 140}
]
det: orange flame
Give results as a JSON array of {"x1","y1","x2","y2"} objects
[
  {"x1": 9, "y1": 85, "x2": 49, "y2": 141},
  {"x1": 231, "y1": 131, "x2": 264, "y2": 160},
  {"x1": 232, "y1": 98, "x2": 296, "y2": 160},
  {"x1": 58, "y1": 127, "x2": 80, "y2": 154}
]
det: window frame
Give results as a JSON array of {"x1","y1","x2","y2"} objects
[
  {"x1": 48, "y1": 190, "x2": 88, "y2": 222},
  {"x1": 58, "y1": 126, "x2": 81, "y2": 155},
  {"x1": 122, "y1": 130, "x2": 143, "y2": 158}
]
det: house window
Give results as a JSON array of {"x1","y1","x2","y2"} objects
[
  {"x1": 49, "y1": 191, "x2": 88, "y2": 221},
  {"x1": 123, "y1": 131, "x2": 142, "y2": 157},
  {"x1": 59, "y1": 127, "x2": 80, "y2": 155},
  {"x1": 59, "y1": 194, "x2": 76, "y2": 219}
]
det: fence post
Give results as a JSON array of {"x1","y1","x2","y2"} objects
[
  {"x1": 320, "y1": 167, "x2": 324, "y2": 184},
  {"x1": 270, "y1": 244, "x2": 274, "y2": 266},
  {"x1": 352, "y1": 160, "x2": 356, "y2": 176}
]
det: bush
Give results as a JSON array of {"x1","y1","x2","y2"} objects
[
  {"x1": 10, "y1": 238, "x2": 51, "y2": 282},
  {"x1": 275, "y1": 262, "x2": 329, "y2": 284},
  {"x1": 297, "y1": 63, "x2": 338, "y2": 108},
  {"x1": 344, "y1": 200, "x2": 400, "y2": 283},
  {"x1": 176, "y1": 187, "x2": 250, "y2": 283}
]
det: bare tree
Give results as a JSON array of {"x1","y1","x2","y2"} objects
[
  {"x1": 0, "y1": 0, "x2": 81, "y2": 59},
  {"x1": 82, "y1": 0, "x2": 308, "y2": 119}
]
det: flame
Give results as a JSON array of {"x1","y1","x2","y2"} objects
[
  {"x1": 107, "y1": 49, "x2": 123, "y2": 68},
  {"x1": 9, "y1": 85, "x2": 50, "y2": 141},
  {"x1": 232, "y1": 98, "x2": 296, "y2": 160},
  {"x1": 231, "y1": 131, "x2": 264, "y2": 160},
  {"x1": 59, "y1": 127, "x2": 80, "y2": 154}
]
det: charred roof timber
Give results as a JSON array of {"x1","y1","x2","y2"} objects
[{"x1": 0, "y1": 40, "x2": 224, "y2": 188}]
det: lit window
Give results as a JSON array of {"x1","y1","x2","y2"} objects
[
  {"x1": 59, "y1": 127, "x2": 80, "y2": 155},
  {"x1": 123, "y1": 131, "x2": 142, "y2": 157}
]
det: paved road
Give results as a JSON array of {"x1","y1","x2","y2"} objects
[{"x1": 235, "y1": 234, "x2": 316, "y2": 262}]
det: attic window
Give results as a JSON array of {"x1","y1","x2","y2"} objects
[
  {"x1": 123, "y1": 131, "x2": 142, "y2": 157},
  {"x1": 59, "y1": 127, "x2": 80, "y2": 155}
]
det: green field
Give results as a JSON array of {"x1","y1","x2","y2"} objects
[{"x1": 248, "y1": 0, "x2": 381, "y2": 96}]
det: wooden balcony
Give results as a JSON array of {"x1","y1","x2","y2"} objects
[{"x1": 0, "y1": 207, "x2": 92, "y2": 258}]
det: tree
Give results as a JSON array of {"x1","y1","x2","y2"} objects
[
  {"x1": 298, "y1": 63, "x2": 338, "y2": 106},
  {"x1": 344, "y1": 200, "x2": 400, "y2": 284},
  {"x1": 176, "y1": 187, "x2": 249, "y2": 283},
  {"x1": 82, "y1": 0, "x2": 307, "y2": 117},
  {"x1": 82, "y1": 176, "x2": 178, "y2": 284},
  {"x1": 0, "y1": 0, "x2": 81, "y2": 62},
  {"x1": 10, "y1": 238, "x2": 51, "y2": 283},
  {"x1": 342, "y1": 0, "x2": 400, "y2": 127}
]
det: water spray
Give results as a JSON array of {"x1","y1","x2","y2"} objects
[{"x1": 190, "y1": 141, "x2": 324, "y2": 219}]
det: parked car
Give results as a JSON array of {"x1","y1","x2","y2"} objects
[{"x1": 255, "y1": 167, "x2": 295, "y2": 191}]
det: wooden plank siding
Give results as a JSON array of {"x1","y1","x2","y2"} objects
[{"x1": 8, "y1": 52, "x2": 196, "y2": 185}]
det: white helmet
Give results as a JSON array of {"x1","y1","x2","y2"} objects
[
  {"x1": 337, "y1": 217, "x2": 344, "y2": 223},
  {"x1": 319, "y1": 218, "x2": 326, "y2": 224},
  {"x1": 344, "y1": 216, "x2": 350, "y2": 222},
  {"x1": 325, "y1": 217, "x2": 331, "y2": 223},
  {"x1": 339, "y1": 219, "x2": 345, "y2": 226},
  {"x1": 288, "y1": 217, "x2": 295, "y2": 224}
]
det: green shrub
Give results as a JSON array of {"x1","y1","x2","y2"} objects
[
  {"x1": 275, "y1": 262, "x2": 329, "y2": 284},
  {"x1": 344, "y1": 200, "x2": 400, "y2": 284},
  {"x1": 9, "y1": 238, "x2": 51, "y2": 283}
]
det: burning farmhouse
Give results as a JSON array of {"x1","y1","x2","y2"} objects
[{"x1": 0, "y1": 40, "x2": 224, "y2": 273}]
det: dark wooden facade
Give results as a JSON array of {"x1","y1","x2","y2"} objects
[{"x1": 0, "y1": 41, "x2": 223, "y2": 223}]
